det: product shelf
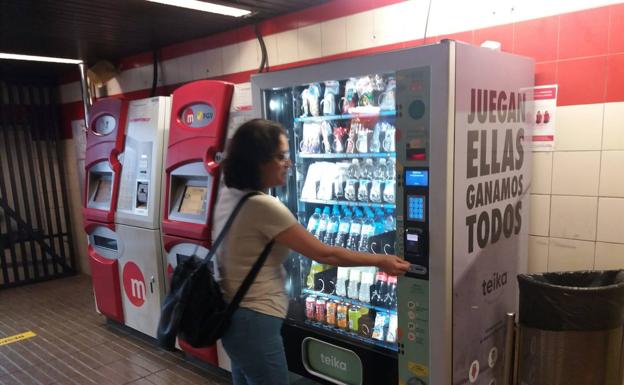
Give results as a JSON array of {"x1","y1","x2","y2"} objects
[
  {"x1": 303, "y1": 319, "x2": 398, "y2": 352},
  {"x1": 302, "y1": 288, "x2": 397, "y2": 315},
  {"x1": 298, "y1": 152, "x2": 396, "y2": 159},
  {"x1": 300, "y1": 198, "x2": 396, "y2": 209},
  {"x1": 294, "y1": 110, "x2": 396, "y2": 123}
]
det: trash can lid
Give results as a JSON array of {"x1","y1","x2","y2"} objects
[{"x1": 517, "y1": 270, "x2": 624, "y2": 331}]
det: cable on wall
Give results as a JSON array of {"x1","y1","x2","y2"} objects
[
  {"x1": 255, "y1": 23, "x2": 269, "y2": 73},
  {"x1": 151, "y1": 49, "x2": 159, "y2": 97}
]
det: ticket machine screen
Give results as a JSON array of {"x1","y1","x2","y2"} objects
[
  {"x1": 93, "y1": 234, "x2": 118, "y2": 251},
  {"x1": 178, "y1": 186, "x2": 207, "y2": 215}
]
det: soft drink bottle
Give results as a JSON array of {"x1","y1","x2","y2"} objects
[
  {"x1": 358, "y1": 213, "x2": 376, "y2": 253},
  {"x1": 385, "y1": 275, "x2": 398, "y2": 308},
  {"x1": 316, "y1": 207, "x2": 330, "y2": 241},
  {"x1": 371, "y1": 272, "x2": 388, "y2": 306},
  {"x1": 347, "y1": 268, "x2": 361, "y2": 300},
  {"x1": 334, "y1": 211, "x2": 352, "y2": 248},
  {"x1": 346, "y1": 212, "x2": 362, "y2": 250},
  {"x1": 307, "y1": 208, "x2": 322, "y2": 234},
  {"x1": 323, "y1": 206, "x2": 340, "y2": 245}
]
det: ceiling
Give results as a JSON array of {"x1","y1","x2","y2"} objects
[{"x1": 0, "y1": 0, "x2": 328, "y2": 81}]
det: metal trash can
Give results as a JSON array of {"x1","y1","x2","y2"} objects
[{"x1": 516, "y1": 270, "x2": 624, "y2": 385}]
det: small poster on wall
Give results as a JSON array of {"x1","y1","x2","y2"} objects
[{"x1": 531, "y1": 85, "x2": 558, "y2": 151}]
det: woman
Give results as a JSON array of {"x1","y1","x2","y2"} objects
[{"x1": 213, "y1": 119, "x2": 410, "y2": 385}]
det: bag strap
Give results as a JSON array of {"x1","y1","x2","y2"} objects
[
  {"x1": 227, "y1": 240, "x2": 274, "y2": 312},
  {"x1": 204, "y1": 191, "x2": 260, "y2": 265}
]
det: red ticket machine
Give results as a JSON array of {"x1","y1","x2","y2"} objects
[
  {"x1": 162, "y1": 80, "x2": 234, "y2": 366},
  {"x1": 84, "y1": 98, "x2": 128, "y2": 323}
]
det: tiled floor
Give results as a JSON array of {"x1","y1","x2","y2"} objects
[{"x1": 0, "y1": 275, "x2": 232, "y2": 385}]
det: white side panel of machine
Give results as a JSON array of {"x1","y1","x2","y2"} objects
[
  {"x1": 116, "y1": 97, "x2": 170, "y2": 229},
  {"x1": 117, "y1": 223, "x2": 165, "y2": 338},
  {"x1": 452, "y1": 44, "x2": 534, "y2": 385}
]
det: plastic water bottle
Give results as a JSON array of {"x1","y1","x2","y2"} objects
[
  {"x1": 346, "y1": 211, "x2": 363, "y2": 250},
  {"x1": 307, "y1": 208, "x2": 321, "y2": 234},
  {"x1": 334, "y1": 211, "x2": 352, "y2": 248},
  {"x1": 345, "y1": 159, "x2": 360, "y2": 201},
  {"x1": 323, "y1": 206, "x2": 340, "y2": 245},
  {"x1": 384, "y1": 209, "x2": 396, "y2": 232},
  {"x1": 316, "y1": 207, "x2": 330, "y2": 241},
  {"x1": 374, "y1": 209, "x2": 385, "y2": 234},
  {"x1": 358, "y1": 213, "x2": 376, "y2": 253},
  {"x1": 358, "y1": 159, "x2": 374, "y2": 202}
]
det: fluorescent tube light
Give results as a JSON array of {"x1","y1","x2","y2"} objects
[
  {"x1": 0, "y1": 53, "x2": 83, "y2": 64},
  {"x1": 146, "y1": 0, "x2": 251, "y2": 17}
]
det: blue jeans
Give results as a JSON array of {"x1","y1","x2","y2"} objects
[{"x1": 221, "y1": 307, "x2": 289, "y2": 385}]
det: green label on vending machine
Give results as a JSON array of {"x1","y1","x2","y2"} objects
[
  {"x1": 303, "y1": 338, "x2": 363, "y2": 385},
  {"x1": 398, "y1": 278, "x2": 430, "y2": 385}
]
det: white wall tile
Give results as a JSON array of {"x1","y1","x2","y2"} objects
[
  {"x1": 298, "y1": 24, "x2": 322, "y2": 61},
  {"x1": 188, "y1": 50, "x2": 219, "y2": 81},
  {"x1": 599, "y1": 151, "x2": 624, "y2": 197},
  {"x1": 239, "y1": 40, "x2": 260, "y2": 72},
  {"x1": 529, "y1": 194, "x2": 550, "y2": 236},
  {"x1": 373, "y1": 3, "x2": 406, "y2": 46},
  {"x1": 275, "y1": 30, "x2": 298, "y2": 65},
  {"x1": 321, "y1": 17, "x2": 347, "y2": 56},
  {"x1": 261, "y1": 34, "x2": 279, "y2": 68},
  {"x1": 528, "y1": 236, "x2": 549, "y2": 273},
  {"x1": 555, "y1": 104, "x2": 604, "y2": 151},
  {"x1": 386, "y1": 1, "x2": 430, "y2": 43},
  {"x1": 602, "y1": 102, "x2": 624, "y2": 150},
  {"x1": 597, "y1": 197, "x2": 624, "y2": 243},
  {"x1": 346, "y1": 11, "x2": 375, "y2": 52},
  {"x1": 550, "y1": 195, "x2": 598, "y2": 240},
  {"x1": 595, "y1": 242, "x2": 624, "y2": 269},
  {"x1": 531, "y1": 151, "x2": 553, "y2": 194},
  {"x1": 548, "y1": 237, "x2": 595, "y2": 271},
  {"x1": 203, "y1": 48, "x2": 224, "y2": 78},
  {"x1": 551, "y1": 151, "x2": 600, "y2": 196},
  {"x1": 222, "y1": 43, "x2": 242, "y2": 74}
]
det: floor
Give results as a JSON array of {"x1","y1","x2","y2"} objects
[{"x1": 0, "y1": 275, "x2": 235, "y2": 385}]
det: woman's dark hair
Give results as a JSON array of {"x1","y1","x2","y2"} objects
[{"x1": 222, "y1": 118, "x2": 287, "y2": 190}]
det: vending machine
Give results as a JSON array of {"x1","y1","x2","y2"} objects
[
  {"x1": 84, "y1": 98, "x2": 128, "y2": 323},
  {"x1": 251, "y1": 41, "x2": 533, "y2": 385},
  {"x1": 113, "y1": 97, "x2": 171, "y2": 338},
  {"x1": 161, "y1": 80, "x2": 234, "y2": 365}
]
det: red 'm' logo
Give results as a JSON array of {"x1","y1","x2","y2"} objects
[{"x1": 123, "y1": 262, "x2": 146, "y2": 307}]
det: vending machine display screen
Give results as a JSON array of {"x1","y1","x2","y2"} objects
[
  {"x1": 94, "y1": 179, "x2": 112, "y2": 203},
  {"x1": 407, "y1": 195, "x2": 426, "y2": 222},
  {"x1": 178, "y1": 186, "x2": 207, "y2": 215},
  {"x1": 405, "y1": 170, "x2": 428, "y2": 186}
]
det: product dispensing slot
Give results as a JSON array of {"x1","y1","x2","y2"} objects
[
  {"x1": 87, "y1": 162, "x2": 114, "y2": 210},
  {"x1": 403, "y1": 168, "x2": 429, "y2": 279}
]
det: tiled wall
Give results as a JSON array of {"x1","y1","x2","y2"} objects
[
  {"x1": 58, "y1": 0, "x2": 624, "y2": 274},
  {"x1": 529, "y1": 102, "x2": 624, "y2": 272}
]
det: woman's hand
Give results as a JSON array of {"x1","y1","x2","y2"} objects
[{"x1": 377, "y1": 255, "x2": 411, "y2": 276}]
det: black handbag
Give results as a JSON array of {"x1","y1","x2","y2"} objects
[{"x1": 157, "y1": 191, "x2": 274, "y2": 350}]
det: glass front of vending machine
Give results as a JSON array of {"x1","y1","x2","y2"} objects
[{"x1": 257, "y1": 72, "x2": 401, "y2": 384}]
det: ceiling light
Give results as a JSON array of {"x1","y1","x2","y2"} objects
[
  {"x1": 0, "y1": 53, "x2": 83, "y2": 64},
  {"x1": 146, "y1": 0, "x2": 251, "y2": 17}
]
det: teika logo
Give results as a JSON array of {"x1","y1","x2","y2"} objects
[
  {"x1": 123, "y1": 261, "x2": 146, "y2": 307},
  {"x1": 320, "y1": 353, "x2": 347, "y2": 371},
  {"x1": 482, "y1": 271, "x2": 508, "y2": 296}
]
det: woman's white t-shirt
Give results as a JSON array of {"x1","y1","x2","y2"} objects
[{"x1": 213, "y1": 187, "x2": 298, "y2": 318}]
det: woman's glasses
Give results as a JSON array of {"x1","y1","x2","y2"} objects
[{"x1": 274, "y1": 150, "x2": 290, "y2": 162}]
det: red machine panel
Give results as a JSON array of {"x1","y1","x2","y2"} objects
[
  {"x1": 162, "y1": 80, "x2": 234, "y2": 241},
  {"x1": 83, "y1": 98, "x2": 128, "y2": 224}
]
